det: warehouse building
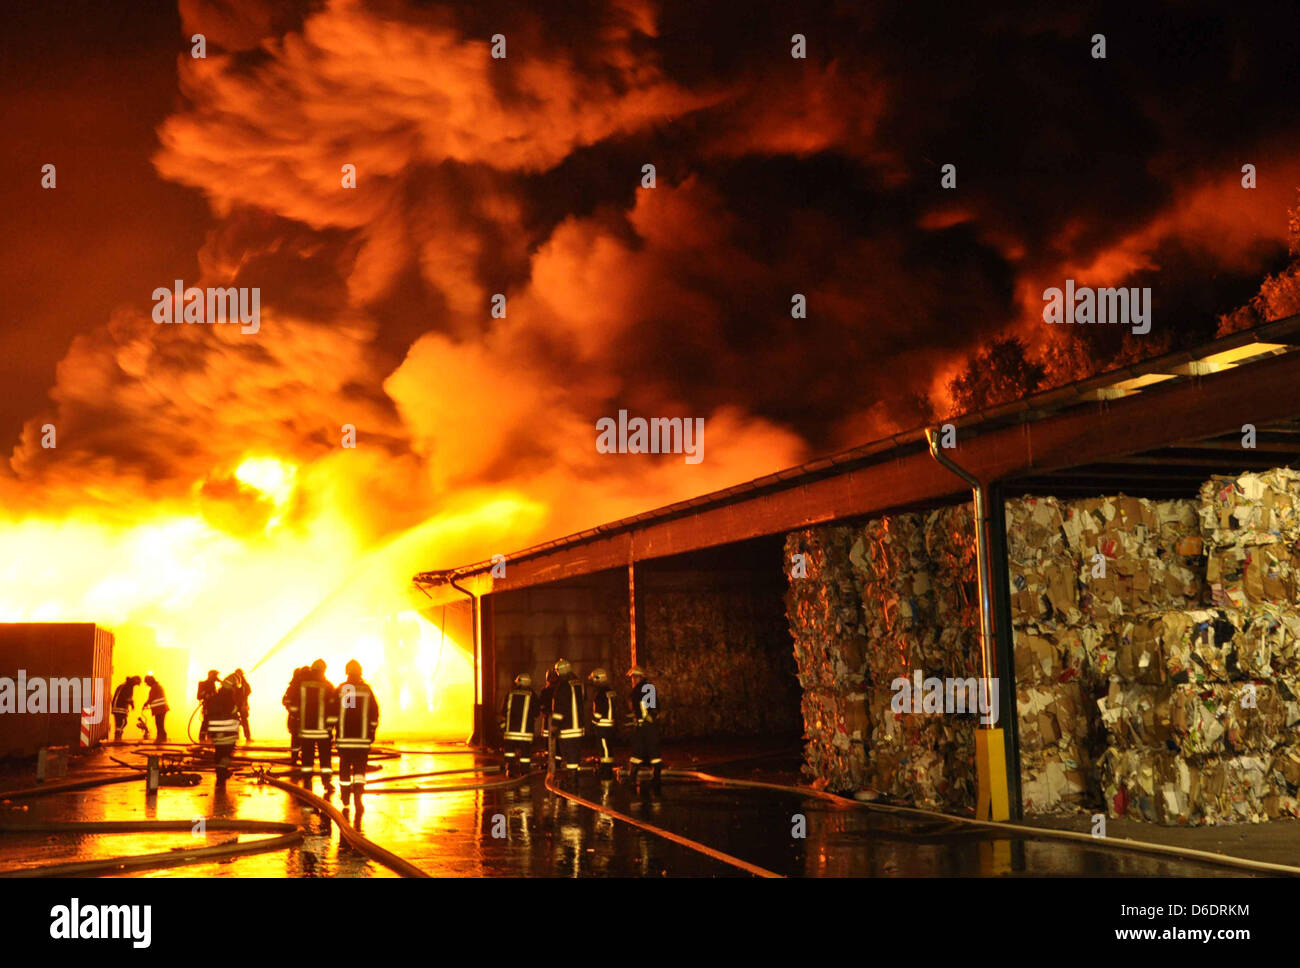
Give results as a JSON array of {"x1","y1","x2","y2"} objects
[{"x1": 414, "y1": 313, "x2": 1300, "y2": 824}]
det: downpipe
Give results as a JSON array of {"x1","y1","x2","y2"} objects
[
  {"x1": 448, "y1": 575, "x2": 488, "y2": 748},
  {"x1": 924, "y1": 428, "x2": 1009, "y2": 821}
]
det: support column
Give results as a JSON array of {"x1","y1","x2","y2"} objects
[
  {"x1": 628, "y1": 557, "x2": 638, "y2": 667},
  {"x1": 481, "y1": 594, "x2": 498, "y2": 747},
  {"x1": 987, "y1": 483, "x2": 1023, "y2": 820}
]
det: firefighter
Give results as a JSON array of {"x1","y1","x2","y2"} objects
[
  {"x1": 197, "y1": 670, "x2": 219, "y2": 741},
  {"x1": 588, "y1": 668, "x2": 617, "y2": 780},
  {"x1": 548, "y1": 658, "x2": 586, "y2": 781},
  {"x1": 539, "y1": 667, "x2": 559, "y2": 773},
  {"x1": 207, "y1": 675, "x2": 242, "y2": 787},
  {"x1": 297, "y1": 659, "x2": 336, "y2": 791},
  {"x1": 229, "y1": 667, "x2": 252, "y2": 742},
  {"x1": 500, "y1": 673, "x2": 538, "y2": 777},
  {"x1": 334, "y1": 659, "x2": 379, "y2": 813},
  {"x1": 143, "y1": 675, "x2": 170, "y2": 743},
  {"x1": 110, "y1": 676, "x2": 141, "y2": 741},
  {"x1": 282, "y1": 666, "x2": 306, "y2": 768},
  {"x1": 626, "y1": 666, "x2": 662, "y2": 788}
]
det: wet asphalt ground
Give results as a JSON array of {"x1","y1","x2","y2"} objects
[{"x1": 0, "y1": 742, "x2": 1270, "y2": 877}]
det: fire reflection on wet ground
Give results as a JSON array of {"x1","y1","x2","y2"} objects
[{"x1": 0, "y1": 745, "x2": 1254, "y2": 877}]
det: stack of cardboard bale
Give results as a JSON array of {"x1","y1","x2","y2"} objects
[
  {"x1": 1093, "y1": 485, "x2": 1300, "y2": 824},
  {"x1": 850, "y1": 511, "x2": 975, "y2": 811},
  {"x1": 1005, "y1": 496, "x2": 1098, "y2": 814},
  {"x1": 785, "y1": 526, "x2": 869, "y2": 790},
  {"x1": 919, "y1": 504, "x2": 980, "y2": 809}
]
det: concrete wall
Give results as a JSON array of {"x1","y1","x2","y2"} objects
[{"x1": 489, "y1": 571, "x2": 631, "y2": 727}]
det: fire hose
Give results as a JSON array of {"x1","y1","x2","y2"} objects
[
  {"x1": 0, "y1": 819, "x2": 303, "y2": 878},
  {"x1": 256, "y1": 771, "x2": 431, "y2": 877},
  {"x1": 666, "y1": 768, "x2": 1300, "y2": 877}
]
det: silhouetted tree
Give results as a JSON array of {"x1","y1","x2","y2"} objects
[{"x1": 948, "y1": 335, "x2": 1047, "y2": 415}]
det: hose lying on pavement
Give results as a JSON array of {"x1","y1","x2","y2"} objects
[
  {"x1": 0, "y1": 772, "x2": 147, "y2": 802},
  {"x1": 0, "y1": 819, "x2": 302, "y2": 878},
  {"x1": 543, "y1": 772, "x2": 782, "y2": 878},
  {"x1": 257, "y1": 772, "x2": 430, "y2": 878},
  {"x1": 669, "y1": 768, "x2": 1300, "y2": 878}
]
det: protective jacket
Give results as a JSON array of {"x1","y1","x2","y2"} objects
[
  {"x1": 549, "y1": 677, "x2": 587, "y2": 740},
  {"x1": 145, "y1": 681, "x2": 169, "y2": 715},
  {"x1": 334, "y1": 679, "x2": 379, "y2": 749}
]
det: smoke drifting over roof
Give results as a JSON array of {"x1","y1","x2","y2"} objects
[{"x1": 3, "y1": 0, "x2": 1298, "y2": 554}]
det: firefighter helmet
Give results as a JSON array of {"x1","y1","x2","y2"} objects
[
  {"x1": 514, "y1": 673, "x2": 533, "y2": 689},
  {"x1": 589, "y1": 668, "x2": 608, "y2": 685},
  {"x1": 311, "y1": 658, "x2": 327, "y2": 674},
  {"x1": 554, "y1": 657, "x2": 572, "y2": 677},
  {"x1": 345, "y1": 659, "x2": 362, "y2": 679},
  {"x1": 627, "y1": 665, "x2": 646, "y2": 678}
]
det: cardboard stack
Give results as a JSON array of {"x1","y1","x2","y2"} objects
[
  {"x1": 785, "y1": 526, "x2": 869, "y2": 790},
  {"x1": 786, "y1": 472, "x2": 1300, "y2": 825},
  {"x1": 1005, "y1": 496, "x2": 1099, "y2": 813},
  {"x1": 1201, "y1": 469, "x2": 1300, "y2": 609},
  {"x1": 850, "y1": 511, "x2": 975, "y2": 810}
]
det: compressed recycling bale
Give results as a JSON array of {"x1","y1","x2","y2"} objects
[
  {"x1": 923, "y1": 503, "x2": 976, "y2": 575},
  {"x1": 1008, "y1": 557, "x2": 1082, "y2": 627},
  {"x1": 1064, "y1": 496, "x2": 1204, "y2": 619},
  {"x1": 800, "y1": 688, "x2": 868, "y2": 791},
  {"x1": 1265, "y1": 744, "x2": 1300, "y2": 822},
  {"x1": 1099, "y1": 748, "x2": 1234, "y2": 825},
  {"x1": 848, "y1": 515, "x2": 929, "y2": 585},
  {"x1": 1006, "y1": 496, "x2": 1070, "y2": 562},
  {"x1": 786, "y1": 526, "x2": 863, "y2": 694},
  {"x1": 1014, "y1": 624, "x2": 1104, "y2": 687},
  {"x1": 1247, "y1": 607, "x2": 1300, "y2": 677},
  {"x1": 1020, "y1": 748, "x2": 1092, "y2": 815},
  {"x1": 1097, "y1": 680, "x2": 1290, "y2": 756},
  {"x1": 1017, "y1": 682, "x2": 1092, "y2": 753},
  {"x1": 870, "y1": 741, "x2": 973, "y2": 812},
  {"x1": 1199, "y1": 469, "x2": 1300, "y2": 546},
  {"x1": 1206, "y1": 543, "x2": 1300, "y2": 609}
]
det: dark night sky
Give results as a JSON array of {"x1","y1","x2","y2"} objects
[{"x1": 2, "y1": 0, "x2": 1297, "y2": 539}]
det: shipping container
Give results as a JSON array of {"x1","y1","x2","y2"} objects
[{"x1": 0, "y1": 623, "x2": 114, "y2": 758}]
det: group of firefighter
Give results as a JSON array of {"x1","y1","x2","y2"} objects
[
  {"x1": 109, "y1": 674, "x2": 176, "y2": 743},
  {"x1": 195, "y1": 668, "x2": 253, "y2": 787},
  {"x1": 502, "y1": 659, "x2": 662, "y2": 787},
  {"x1": 281, "y1": 658, "x2": 381, "y2": 811},
  {"x1": 111, "y1": 656, "x2": 654, "y2": 801}
]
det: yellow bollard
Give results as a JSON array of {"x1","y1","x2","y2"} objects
[{"x1": 975, "y1": 728, "x2": 1010, "y2": 821}]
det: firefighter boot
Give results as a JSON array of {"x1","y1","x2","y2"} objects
[
  {"x1": 598, "y1": 760, "x2": 614, "y2": 780},
  {"x1": 626, "y1": 762, "x2": 640, "y2": 787},
  {"x1": 651, "y1": 762, "x2": 663, "y2": 792}
]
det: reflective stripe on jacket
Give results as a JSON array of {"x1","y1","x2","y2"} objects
[
  {"x1": 298, "y1": 679, "x2": 335, "y2": 739},
  {"x1": 590, "y1": 686, "x2": 616, "y2": 729},
  {"x1": 502, "y1": 689, "x2": 536, "y2": 741}
]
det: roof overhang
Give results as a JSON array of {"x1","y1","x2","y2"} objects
[{"x1": 414, "y1": 314, "x2": 1300, "y2": 604}]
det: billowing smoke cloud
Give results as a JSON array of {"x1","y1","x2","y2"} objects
[{"x1": 6, "y1": 0, "x2": 1300, "y2": 555}]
